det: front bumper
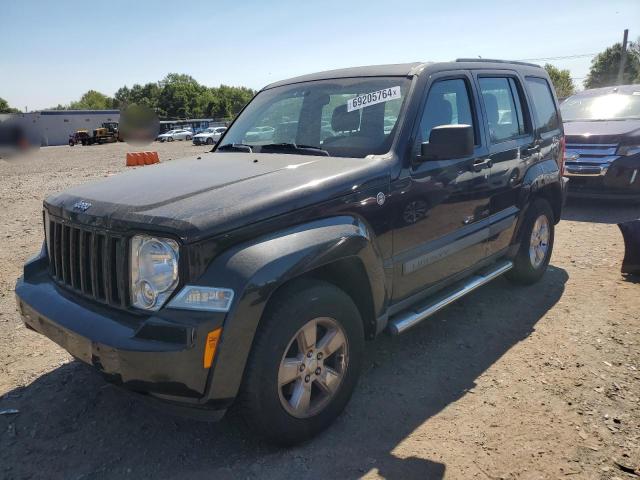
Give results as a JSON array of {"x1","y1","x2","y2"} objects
[
  {"x1": 15, "y1": 253, "x2": 232, "y2": 419},
  {"x1": 565, "y1": 156, "x2": 640, "y2": 201},
  {"x1": 192, "y1": 137, "x2": 213, "y2": 145}
]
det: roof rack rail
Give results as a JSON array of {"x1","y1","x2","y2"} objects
[{"x1": 455, "y1": 58, "x2": 542, "y2": 68}]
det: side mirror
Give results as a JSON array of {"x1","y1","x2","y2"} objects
[{"x1": 420, "y1": 124, "x2": 474, "y2": 161}]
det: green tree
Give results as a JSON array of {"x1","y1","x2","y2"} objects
[
  {"x1": 584, "y1": 41, "x2": 640, "y2": 89},
  {"x1": 68, "y1": 90, "x2": 116, "y2": 110},
  {"x1": 115, "y1": 83, "x2": 161, "y2": 111},
  {"x1": 45, "y1": 74, "x2": 255, "y2": 118},
  {"x1": 202, "y1": 85, "x2": 255, "y2": 119},
  {"x1": 157, "y1": 73, "x2": 207, "y2": 118},
  {"x1": 0, "y1": 97, "x2": 20, "y2": 113},
  {"x1": 544, "y1": 64, "x2": 575, "y2": 99}
]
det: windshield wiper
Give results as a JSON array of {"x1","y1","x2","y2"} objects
[
  {"x1": 216, "y1": 143, "x2": 253, "y2": 153},
  {"x1": 260, "y1": 143, "x2": 329, "y2": 156}
]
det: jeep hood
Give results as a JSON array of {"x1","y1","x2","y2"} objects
[{"x1": 45, "y1": 152, "x2": 389, "y2": 242}]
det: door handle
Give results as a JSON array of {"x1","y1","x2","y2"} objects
[
  {"x1": 523, "y1": 144, "x2": 541, "y2": 155},
  {"x1": 472, "y1": 158, "x2": 492, "y2": 172}
]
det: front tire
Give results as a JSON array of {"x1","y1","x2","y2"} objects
[
  {"x1": 167, "y1": 137, "x2": 174, "y2": 142},
  {"x1": 238, "y1": 279, "x2": 364, "y2": 445},
  {"x1": 206, "y1": 137, "x2": 214, "y2": 145},
  {"x1": 506, "y1": 198, "x2": 555, "y2": 285},
  {"x1": 186, "y1": 135, "x2": 192, "y2": 141}
]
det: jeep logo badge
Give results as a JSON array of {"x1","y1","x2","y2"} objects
[
  {"x1": 376, "y1": 192, "x2": 386, "y2": 206},
  {"x1": 73, "y1": 200, "x2": 92, "y2": 212}
]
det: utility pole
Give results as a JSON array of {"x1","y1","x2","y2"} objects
[{"x1": 617, "y1": 29, "x2": 629, "y2": 85}]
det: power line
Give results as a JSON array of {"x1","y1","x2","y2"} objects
[{"x1": 516, "y1": 53, "x2": 597, "y2": 61}]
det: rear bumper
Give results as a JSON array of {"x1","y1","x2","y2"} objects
[{"x1": 15, "y1": 253, "x2": 232, "y2": 418}]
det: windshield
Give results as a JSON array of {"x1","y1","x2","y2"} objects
[
  {"x1": 561, "y1": 91, "x2": 640, "y2": 121},
  {"x1": 218, "y1": 77, "x2": 411, "y2": 158}
]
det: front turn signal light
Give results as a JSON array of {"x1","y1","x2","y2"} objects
[{"x1": 203, "y1": 328, "x2": 222, "y2": 368}]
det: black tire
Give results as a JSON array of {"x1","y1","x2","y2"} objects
[
  {"x1": 206, "y1": 137, "x2": 214, "y2": 145},
  {"x1": 186, "y1": 135, "x2": 192, "y2": 141},
  {"x1": 167, "y1": 137, "x2": 174, "y2": 142},
  {"x1": 506, "y1": 198, "x2": 555, "y2": 285},
  {"x1": 237, "y1": 279, "x2": 364, "y2": 445}
]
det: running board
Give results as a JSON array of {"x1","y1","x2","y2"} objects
[{"x1": 387, "y1": 260, "x2": 513, "y2": 336}]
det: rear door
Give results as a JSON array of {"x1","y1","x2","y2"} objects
[
  {"x1": 391, "y1": 71, "x2": 493, "y2": 302},
  {"x1": 474, "y1": 71, "x2": 537, "y2": 256},
  {"x1": 523, "y1": 75, "x2": 563, "y2": 172}
]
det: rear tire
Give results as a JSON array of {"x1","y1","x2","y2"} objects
[
  {"x1": 238, "y1": 279, "x2": 364, "y2": 445},
  {"x1": 186, "y1": 135, "x2": 192, "y2": 141},
  {"x1": 506, "y1": 198, "x2": 555, "y2": 285},
  {"x1": 206, "y1": 137, "x2": 214, "y2": 145}
]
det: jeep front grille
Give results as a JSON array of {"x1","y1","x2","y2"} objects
[{"x1": 46, "y1": 215, "x2": 128, "y2": 308}]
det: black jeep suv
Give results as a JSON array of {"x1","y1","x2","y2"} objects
[{"x1": 16, "y1": 60, "x2": 567, "y2": 444}]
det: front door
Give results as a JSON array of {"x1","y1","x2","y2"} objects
[{"x1": 391, "y1": 72, "x2": 493, "y2": 302}]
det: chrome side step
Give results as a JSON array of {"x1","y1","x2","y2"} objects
[{"x1": 387, "y1": 260, "x2": 513, "y2": 335}]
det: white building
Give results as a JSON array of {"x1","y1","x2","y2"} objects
[{"x1": 5, "y1": 110, "x2": 120, "y2": 146}]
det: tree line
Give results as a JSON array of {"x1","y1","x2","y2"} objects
[
  {"x1": 45, "y1": 73, "x2": 256, "y2": 120},
  {"x1": 2, "y1": 41, "x2": 639, "y2": 116},
  {"x1": 544, "y1": 39, "x2": 639, "y2": 98}
]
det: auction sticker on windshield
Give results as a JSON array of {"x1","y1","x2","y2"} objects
[{"x1": 347, "y1": 86, "x2": 401, "y2": 112}]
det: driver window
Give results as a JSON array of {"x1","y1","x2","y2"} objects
[{"x1": 418, "y1": 78, "x2": 475, "y2": 145}]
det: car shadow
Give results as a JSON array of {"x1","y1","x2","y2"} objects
[
  {"x1": 0, "y1": 267, "x2": 568, "y2": 480},
  {"x1": 562, "y1": 197, "x2": 639, "y2": 224}
]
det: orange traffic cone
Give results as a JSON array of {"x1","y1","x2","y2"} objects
[{"x1": 126, "y1": 151, "x2": 160, "y2": 166}]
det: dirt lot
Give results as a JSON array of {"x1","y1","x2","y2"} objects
[{"x1": 0, "y1": 142, "x2": 639, "y2": 480}]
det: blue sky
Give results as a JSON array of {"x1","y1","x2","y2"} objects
[{"x1": 1, "y1": 0, "x2": 638, "y2": 111}]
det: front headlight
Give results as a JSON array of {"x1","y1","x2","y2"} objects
[
  {"x1": 130, "y1": 235, "x2": 179, "y2": 311},
  {"x1": 617, "y1": 144, "x2": 640, "y2": 156}
]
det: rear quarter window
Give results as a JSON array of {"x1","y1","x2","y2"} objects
[{"x1": 525, "y1": 77, "x2": 560, "y2": 133}]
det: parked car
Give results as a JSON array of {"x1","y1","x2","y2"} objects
[
  {"x1": 16, "y1": 60, "x2": 566, "y2": 445},
  {"x1": 193, "y1": 126, "x2": 227, "y2": 145},
  {"x1": 561, "y1": 84, "x2": 640, "y2": 201},
  {"x1": 157, "y1": 129, "x2": 192, "y2": 142},
  {"x1": 244, "y1": 125, "x2": 275, "y2": 142}
]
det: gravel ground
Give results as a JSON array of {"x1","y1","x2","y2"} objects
[{"x1": 0, "y1": 142, "x2": 639, "y2": 480}]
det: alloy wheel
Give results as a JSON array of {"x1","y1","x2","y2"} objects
[
  {"x1": 277, "y1": 317, "x2": 348, "y2": 418},
  {"x1": 529, "y1": 214, "x2": 550, "y2": 268}
]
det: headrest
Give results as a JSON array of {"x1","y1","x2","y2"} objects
[
  {"x1": 431, "y1": 96, "x2": 453, "y2": 126},
  {"x1": 483, "y1": 93, "x2": 500, "y2": 124},
  {"x1": 331, "y1": 104, "x2": 360, "y2": 132}
]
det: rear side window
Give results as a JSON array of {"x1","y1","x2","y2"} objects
[
  {"x1": 418, "y1": 78, "x2": 475, "y2": 144},
  {"x1": 525, "y1": 77, "x2": 559, "y2": 133},
  {"x1": 479, "y1": 77, "x2": 526, "y2": 143}
]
